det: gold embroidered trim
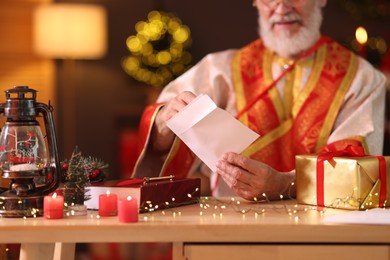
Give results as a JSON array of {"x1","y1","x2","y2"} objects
[
  {"x1": 244, "y1": 119, "x2": 293, "y2": 157},
  {"x1": 283, "y1": 71, "x2": 294, "y2": 118},
  {"x1": 292, "y1": 46, "x2": 327, "y2": 117},
  {"x1": 160, "y1": 137, "x2": 182, "y2": 176},
  {"x1": 232, "y1": 51, "x2": 248, "y2": 125},
  {"x1": 265, "y1": 50, "x2": 285, "y2": 121},
  {"x1": 315, "y1": 54, "x2": 359, "y2": 151},
  {"x1": 292, "y1": 65, "x2": 303, "y2": 102},
  {"x1": 132, "y1": 104, "x2": 163, "y2": 177}
]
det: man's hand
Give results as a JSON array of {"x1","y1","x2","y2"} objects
[
  {"x1": 152, "y1": 91, "x2": 197, "y2": 152},
  {"x1": 215, "y1": 152, "x2": 295, "y2": 200}
]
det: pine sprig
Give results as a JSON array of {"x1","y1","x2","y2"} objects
[
  {"x1": 63, "y1": 146, "x2": 109, "y2": 201},
  {"x1": 83, "y1": 156, "x2": 109, "y2": 182}
]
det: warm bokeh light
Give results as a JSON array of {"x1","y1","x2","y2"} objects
[
  {"x1": 355, "y1": 26, "x2": 368, "y2": 45},
  {"x1": 368, "y1": 37, "x2": 388, "y2": 55},
  {"x1": 33, "y1": 3, "x2": 107, "y2": 59},
  {"x1": 122, "y1": 10, "x2": 192, "y2": 87}
]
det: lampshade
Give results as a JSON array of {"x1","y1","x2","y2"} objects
[{"x1": 33, "y1": 3, "x2": 107, "y2": 59}]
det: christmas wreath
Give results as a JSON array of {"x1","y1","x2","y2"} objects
[{"x1": 122, "y1": 10, "x2": 192, "y2": 87}]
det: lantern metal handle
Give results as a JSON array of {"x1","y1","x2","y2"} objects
[{"x1": 35, "y1": 102, "x2": 62, "y2": 195}]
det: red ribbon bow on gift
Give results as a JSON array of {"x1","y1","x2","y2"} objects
[{"x1": 316, "y1": 145, "x2": 387, "y2": 207}]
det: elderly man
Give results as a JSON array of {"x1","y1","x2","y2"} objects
[{"x1": 133, "y1": 0, "x2": 386, "y2": 200}]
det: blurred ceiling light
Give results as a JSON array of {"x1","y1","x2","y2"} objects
[{"x1": 33, "y1": 3, "x2": 107, "y2": 59}]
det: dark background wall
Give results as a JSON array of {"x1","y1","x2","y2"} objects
[{"x1": 55, "y1": 0, "x2": 390, "y2": 179}]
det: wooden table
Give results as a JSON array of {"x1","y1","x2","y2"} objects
[{"x1": 0, "y1": 198, "x2": 389, "y2": 260}]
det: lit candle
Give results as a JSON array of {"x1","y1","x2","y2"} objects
[
  {"x1": 118, "y1": 196, "x2": 138, "y2": 223},
  {"x1": 99, "y1": 190, "x2": 118, "y2": 217},
  {"x1": 44, "y1": 192, "x2": 64, "y2": 219}
]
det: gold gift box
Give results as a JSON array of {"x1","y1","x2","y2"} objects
[{"x1": 296, "y1": 154, "x2": 390, "y2": 210}]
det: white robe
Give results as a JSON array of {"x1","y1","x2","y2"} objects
[{"x1": 139, "y1": 48, "x2": 387, "y2": 196}]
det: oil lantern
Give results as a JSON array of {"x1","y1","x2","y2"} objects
[{"x1": 0, "y1": 86, "x2": 61, "y2": 217}]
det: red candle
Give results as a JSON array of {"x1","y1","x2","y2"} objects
[
  {"x1": 99, "y1": 191, "x2": 118, "y2": 217},
  {"x1": 44, "y1": 192, "x2": 64, "y2": 219},
  {"x1": 118, "y1": 196, "x2": 138, "y2": 223}
]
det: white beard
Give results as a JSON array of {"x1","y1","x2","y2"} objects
[{"x1": 259, "y1": 5, "x2": 323, "y2": 58}]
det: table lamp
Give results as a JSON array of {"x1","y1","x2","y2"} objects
[
  {"x1": 33, "y1": 3, "x2": 107, "y2": 59},
  {"x1": 33, "y1": 3, "x2": 107, "y2": 158}
]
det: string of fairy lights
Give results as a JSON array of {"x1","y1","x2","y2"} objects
[
  {"x1": 122, "y1": 10, "x2": 192, "y2": 88},
  {"x1": 5, "y1": 180, "x2": 385, "y2": 221},
  {"x1": 0, "y1": 184, "x2": 387, "y2": 258}
]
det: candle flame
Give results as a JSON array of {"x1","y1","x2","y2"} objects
[
  {"x1": 106, "y1": 190, "x2": 110, "y2": 195},
  {"x1": 52, "y1": 192, "x2": 57, "y2": 199},
  {"x1": 127, "y1": 196, "x2": 132, "y2": 200}
]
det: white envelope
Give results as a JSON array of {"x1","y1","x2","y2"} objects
[{"x1": 166, "y1": 94, "x2": 260, "y2": 172}]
